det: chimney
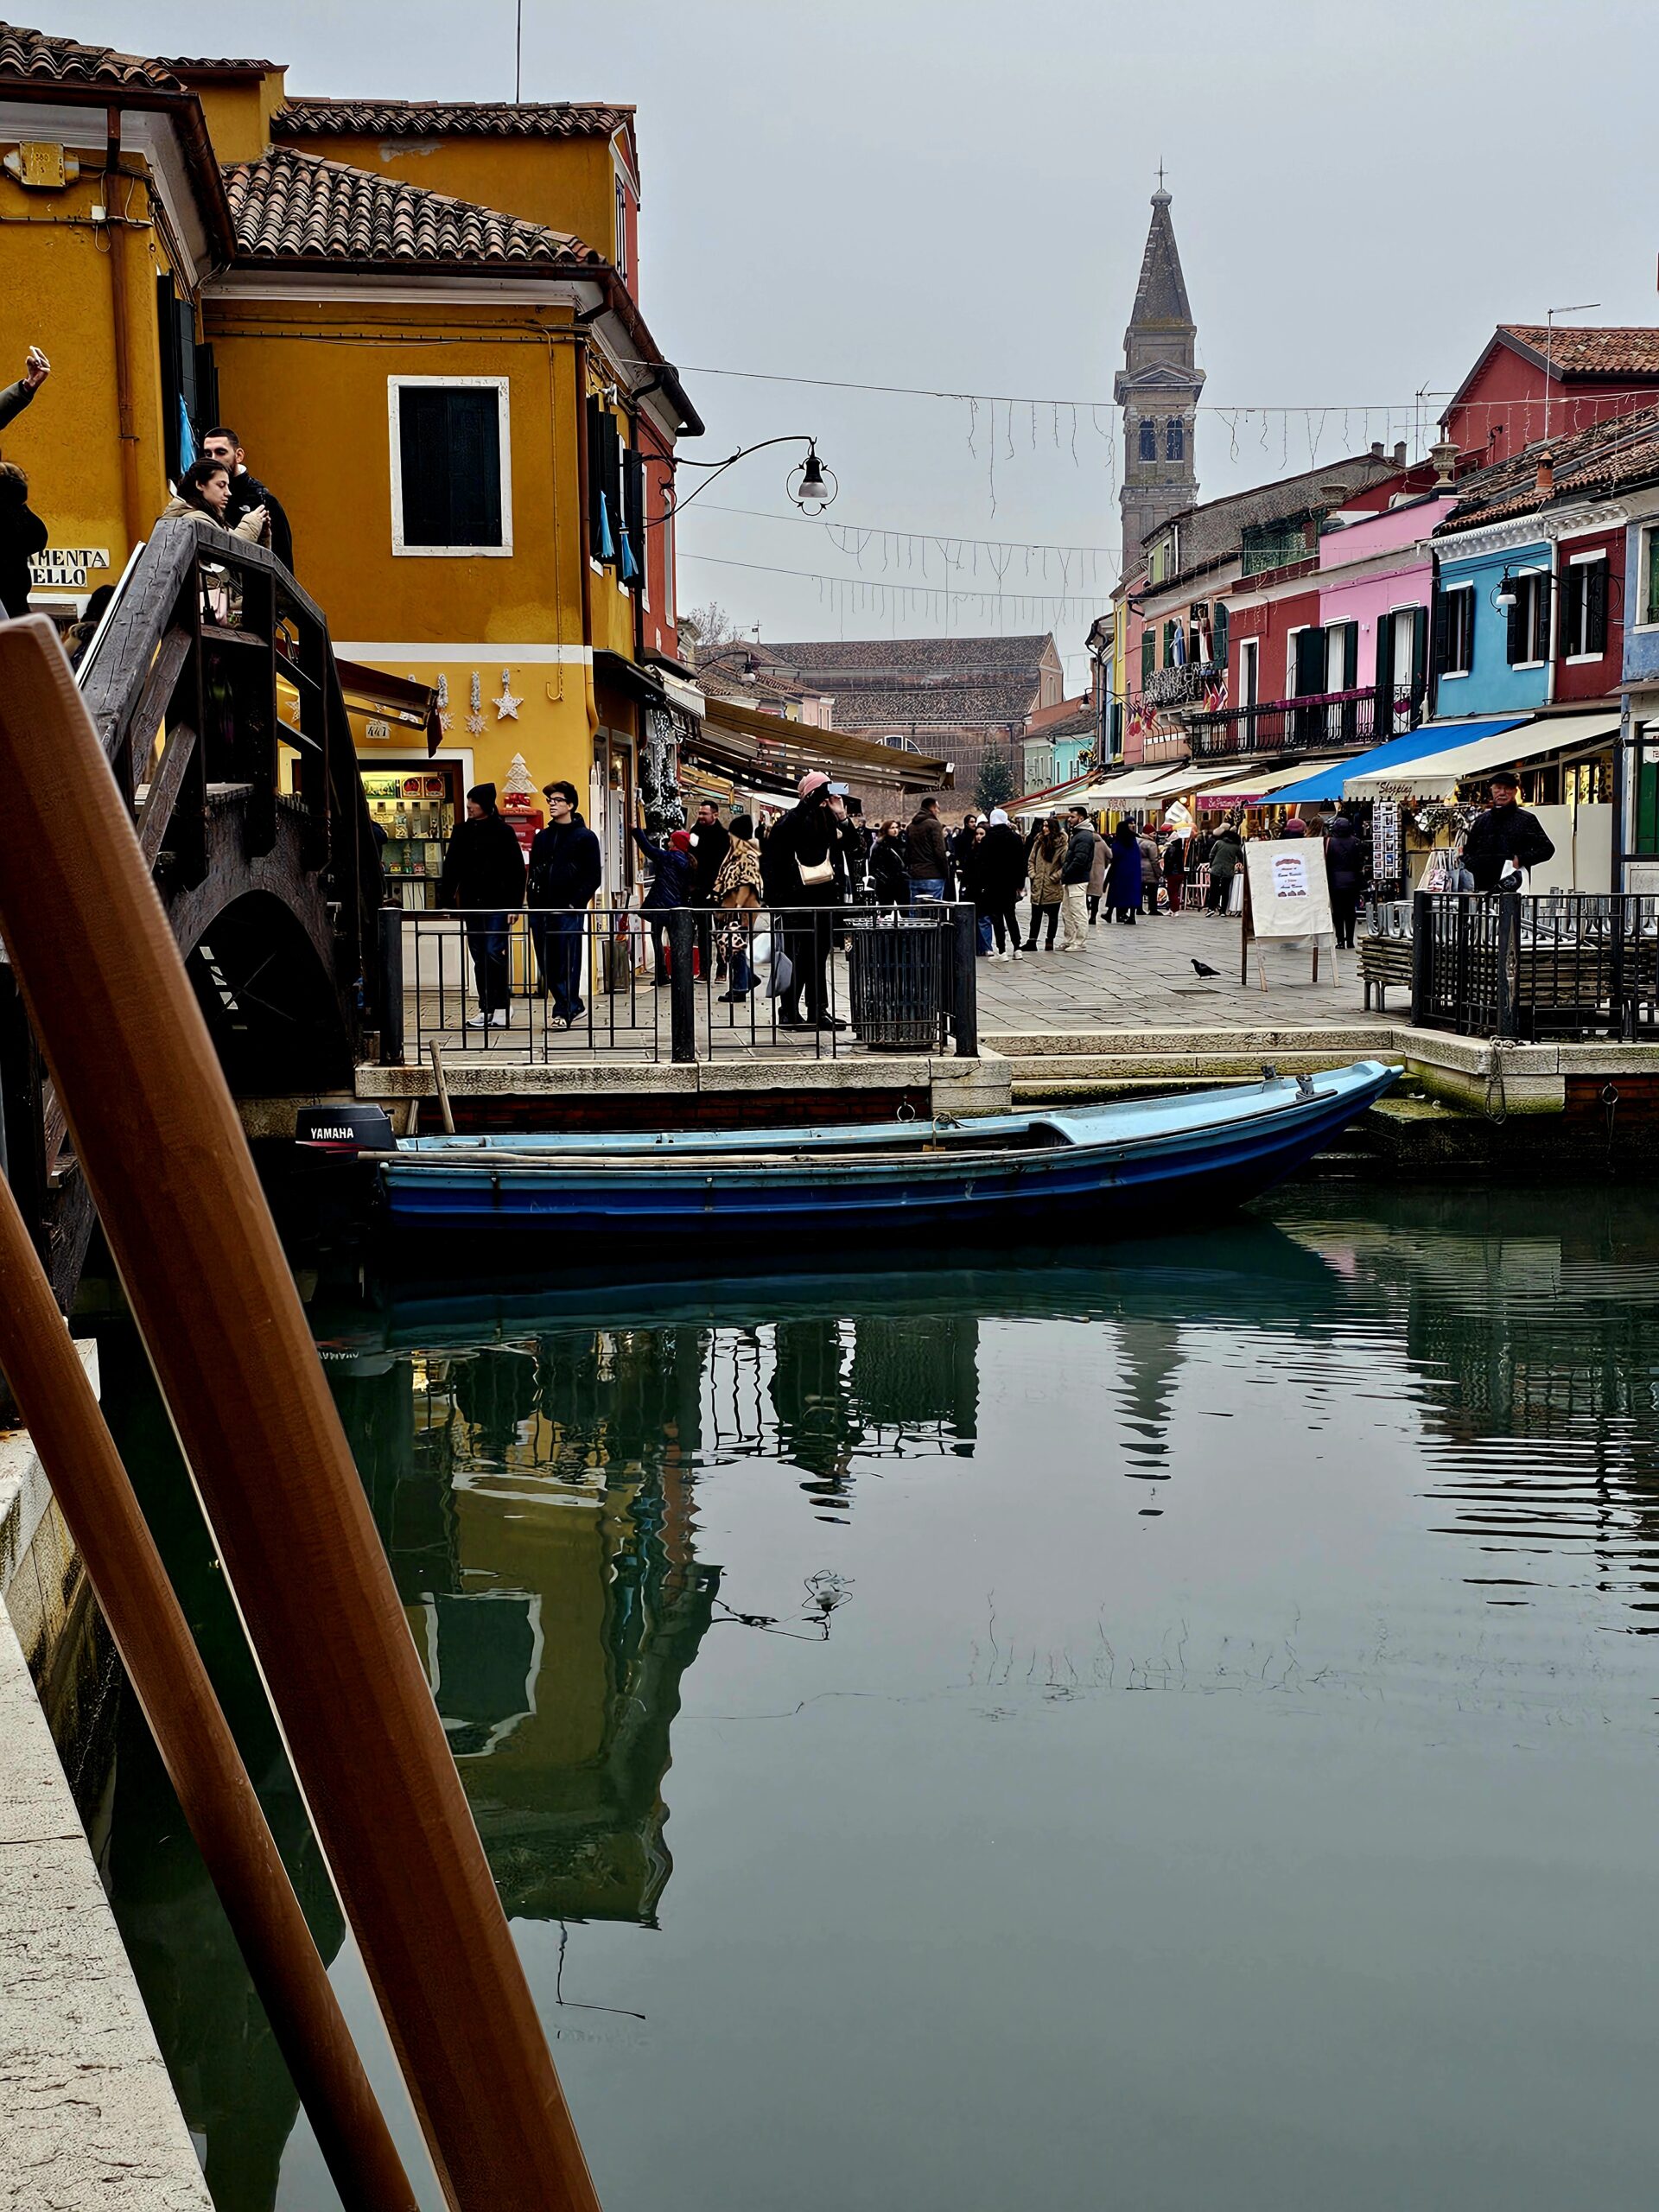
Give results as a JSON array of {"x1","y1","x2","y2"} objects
[
  {"x1": 1393, "y1": 441, "x2": 1407, "y2": 467},
  {"x1": 1535, "y1": 450, "x2": 1555, "y2": 494},
  {"x1": 1370, "y1": 442, "x2": 1383, "y2": 458}
]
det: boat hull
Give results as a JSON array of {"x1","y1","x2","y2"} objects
[{"x1": 378, "y1": 1063, "x2": 1400, "y2": 1248}]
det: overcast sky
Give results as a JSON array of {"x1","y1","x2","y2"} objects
[{"x1": 78, "y1": 0, "x2": 1659, "y2": 685}]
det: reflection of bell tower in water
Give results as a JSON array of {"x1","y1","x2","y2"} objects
[{"x1": 1115, "y1": 178, "x2": 1203, "y2": 573}]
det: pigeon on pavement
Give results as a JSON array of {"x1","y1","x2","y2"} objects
[{"x1": 1191, "y1": 959, "x2": 1221, "y2": 978}]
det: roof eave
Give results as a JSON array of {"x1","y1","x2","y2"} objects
[{"x1": 0, "y1": 74, "x2": 237, "y2": 263}]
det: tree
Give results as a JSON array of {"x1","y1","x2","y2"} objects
[
  {"x1": 679, "y1": 601, "x2": 743, "y2": 658},
  {"x1": 975, "y1": 753, "x2": 1017, "y2": 814}
]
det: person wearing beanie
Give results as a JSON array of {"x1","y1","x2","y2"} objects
[
  {"x1": 760, "y1": 769, "x2": 849, "y2": 1029},
  {"x1": 438, "y1": 783, "x2": 526, "y2": 1028}
]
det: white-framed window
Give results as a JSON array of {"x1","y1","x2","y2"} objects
[
  {"x1": 387, "y1": 376, "x2": 512, "y2": 558},
  {"x1": 1437, "y1": 584, "x2": 1475, "y2": 677},
  {"x1": 1561, "y1": 551, "x2": 1608, "y2": 660}
]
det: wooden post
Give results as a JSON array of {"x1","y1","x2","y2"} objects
[
  {"x1": 0, "y1": 619, "x2": 601, "y2": 2212},
  {"x1": 0, "y1": 1173, "x2": 419, "y2": 2212}
]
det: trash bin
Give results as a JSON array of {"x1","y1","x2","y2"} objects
[{"x1": 847, "y1": 913, "x2": 945, "y2": 1050}]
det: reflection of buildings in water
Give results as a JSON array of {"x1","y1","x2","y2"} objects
[
  {"x1": 768, "y1": 1313, "x2": 981, "y2": 1517},
  {"x1": 338, "y1": 1330, "x2": 718, "y2": 1926},
  {"x1": 1280, "y1": 1193, "x2": 1659, "y2": 1628}
]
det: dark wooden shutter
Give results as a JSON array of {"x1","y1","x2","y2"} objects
[
  {"x1": 1410, "y1": 606, "x2": 1428, "y2": 692},
  {"x1": 1374, "y1": 609, "x2": 1395, "y2": 705},
  {"x1": 1586, "y1": 560, "x2": 1608, "y2": 655},
  {"x1": 1341, "y1": 620, "x2": 1359, "y2": 690},
  {"x1": 1505, "y1": 584, "x2": 1527, "y2": 665},
  {"x1": 397, "y1": 388, "x2": 500, "y2": 549},
  {"x1": 1212, "y1": 601, "x2": 1230, "y2": 671},
  {"x1": 1431, "y1": 588, "x2": 1450, "y2": 673},
  {"x1": 1532, "y1": 574, "x2": 1553, "y2": 663},
  {"x1": 625, "y1": 445, "x2": 645, "y2": 592},
  {"x1": 1294, "y1": 625, "x2": 1325, "y2": 695},
  {"x1": 156, "y1": 273, "x2": 182, "y2": 480}
]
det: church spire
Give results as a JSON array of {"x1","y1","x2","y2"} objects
[{"x1": 1114, "y1": 182, "x2": 1204, "y2": 572}]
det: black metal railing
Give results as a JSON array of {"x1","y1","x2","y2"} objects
[
  {"x1": 1183, "y1": 681, "x2": 1424, "y2": 760},
  {"x1": 380, "y1": 900, "x2": 979, "y2": 1065},
  {"x1": 1409, "y1": 889, "x2": 1659, "y2": 1039}
]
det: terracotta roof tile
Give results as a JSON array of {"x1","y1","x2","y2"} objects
[
  {"x1": 272, "y1": 95, "x2": 632, "y2": 141},
  {"x1": 160, "y1": 54, "x2": 283, "y2": 73},
  {"x1": 1437, "y1": 400, "x2": 1659, "y2": 534},
  {"x1": 0, "y1": 20, "x2": 183, "y2": 91},
  {"x1": 225, "y1": 145, "x2": 604, "y2": 271},
  {"x1": 1499, "y1": 325, "x2": 1659, "y2": 379}
]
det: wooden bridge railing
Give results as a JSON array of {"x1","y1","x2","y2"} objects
[{"x1": 1, "y1": 519, "x2": 385, "y2": 1308}]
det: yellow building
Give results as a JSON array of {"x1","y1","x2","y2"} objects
[{"x1": 0, "y1": 30, "x2": 703, "y2": 902}]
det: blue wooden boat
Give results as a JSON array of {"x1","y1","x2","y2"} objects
[{"x1": 372, "y1": 1060, "x2": 1400, "y2": 1243}]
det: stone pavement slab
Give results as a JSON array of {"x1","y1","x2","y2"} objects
[{"x1": 973, "y1": 906, "x2": 1381, "y2": 1035}]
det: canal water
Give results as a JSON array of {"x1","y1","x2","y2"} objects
[{"x1": 90, "y1": 1184, "x2": 1659, "y2": 2211}]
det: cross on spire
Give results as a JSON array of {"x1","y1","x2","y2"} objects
[{"x1": 1156, "y1": 160, "x2": 1166, "y2": 192}]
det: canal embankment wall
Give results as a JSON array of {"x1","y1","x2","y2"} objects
[{"x1": 0, "y1": 1346, "x2": 212, "y2": 2210}]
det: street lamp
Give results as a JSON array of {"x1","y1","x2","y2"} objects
[{"x1": 649, "y1": 433, "x2": 838, "y2": 524}]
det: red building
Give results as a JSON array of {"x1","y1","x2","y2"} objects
[{"x1": 1442, "y1": 327, "x2": 1659, "y2": 467}]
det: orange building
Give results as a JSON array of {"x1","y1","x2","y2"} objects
[{"x1": 0, "y1": 28, "x2": 703, "y2": 902}]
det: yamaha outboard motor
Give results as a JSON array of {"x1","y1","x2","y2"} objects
[{"x1": 295, "y1": 1104, "x2": 399, "y2": 1156}]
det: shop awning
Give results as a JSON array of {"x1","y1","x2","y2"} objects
[
  {"x1": 685, "y1": 693, "x2": 950, "y2": 793},
  {"x1": 1194, "y1": 759, "x2": 1359, "y2": 809},
  {"x1": 1267, "y1": 717, "x2": 1529, "y2": 807},
  {"x1": 1081, "y1": 763, "x2": 1240, "y2": 807},
  {"x1": 1344, "y1": 710, "x2": 1621, "y2": 799}
]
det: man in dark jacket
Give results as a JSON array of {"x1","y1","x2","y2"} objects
[
  {"x1": 1058, "y1": 805, "x2": 1096, "y2": 950},
  {"x1": 201, "y1": 427, "x2": 294, "y2": 573},
  {"x1": 906, "y1": 797, "x2": 949, "y2": 899},
  {"x1": 527, "y1": 780, "x2": 603, "y2": 1027},
  {"x1": 1460, "y1": 770, "x2": 1555, "y2": 891},
  {"x1": 761, "y1": 771, "x2": 848, "y2": 1029},
  {"x1": 438, "y1": 783, "x2": 525, "y2": 1028}
]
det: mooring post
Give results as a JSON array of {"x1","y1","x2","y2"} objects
[
  {"x1": 669, "y1": 906, "x2": 697, "y2": 1064},
  {"x1": 378, "y1": 903, "x2": 405, "y2": 1066},
  {"x1": 0, "y1": 619, "x2": 602, "y2": 2212},
  {"x1": 951, "y1": 900, "x2": 979, "y2": 1058},
  {"x1": 0, "y1": 1173, "x2": 419, "y2": 2212}
]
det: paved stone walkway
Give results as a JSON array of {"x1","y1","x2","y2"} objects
[{"x1": 974, "y1": 905, "x2": 1383, "y2": 1034}]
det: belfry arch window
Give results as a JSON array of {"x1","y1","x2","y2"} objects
[
  {"x1": 1166, "y1": 417, "x2": 1185, "y2": 462},
  {"x1": 1138, "y1": 417, "x2": 1157, "y2": 462}
]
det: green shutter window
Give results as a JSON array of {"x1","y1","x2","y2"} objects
[
  {"x1": 1647, "y1": 530, "x2": 1659, "y2": 625},
  {"x1": 1212, "y1": 601, "x2": 1229, "y2": 670},
  {"x1": 1141, "y1": 630, "x2": 1154, "y2": 688}
]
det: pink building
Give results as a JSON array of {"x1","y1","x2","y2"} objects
[{"x1": 1316, "y1": 493, "x2": 1458, "y2": 727}]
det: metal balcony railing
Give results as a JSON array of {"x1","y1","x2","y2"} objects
[{"x1": 1180, "y1": 681, "x2": 1425, "y2": 760}]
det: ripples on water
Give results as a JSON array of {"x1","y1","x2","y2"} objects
[{"x1": 93, "y1": 1185, "x2": 1659, "y2": 2212}]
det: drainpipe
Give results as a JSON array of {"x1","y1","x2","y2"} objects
[
  {"x1": 105, "y1": 108, "x2": 143, "y2": 550},
  {"x1": 572, "y1": 335, "x2": 599, "y2": 739}
]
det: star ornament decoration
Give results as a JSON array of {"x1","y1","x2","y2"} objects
[{"x1": 493, "y1": 670, "x2": 522, "y2": 721}]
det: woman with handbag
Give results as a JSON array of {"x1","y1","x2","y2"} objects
[
  {"x1": 760, "y1": 771, "x2": 847, "y2": 1031},
  {"x1": 714, "y1": 812, "x2": 765, "y2": 1001}
]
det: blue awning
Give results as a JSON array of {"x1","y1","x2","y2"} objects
[{"x1": 1268, "y1": 717, "x2": 1529, "y2": 806}]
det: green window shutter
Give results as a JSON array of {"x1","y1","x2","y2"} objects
[
  {"x1": 1341, "y1": 621, "x2": 1359, "y2": 689},
  {"x1": 1505, "y1": 583, "x2": 1527, "y2": 665},
  {"x1": 1375, "y1": 611, "x2": 1395, "y2": 702},
  {"x1": 1212, "y1": 601, "x2": 1230, "y2": 670},
  {"x1": 1586, "y1": 560, "x2": 1608, "y2": 655},
  {"x1": 1141, "y1": 630, "x2": 1154, "y2": 687},
  {"x1": 1647, "y1": 531, "x2": 1659, "y2": 625},
  {"x1": 1410, "y1": 605, "x2": 1429, "y2": 690}
]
